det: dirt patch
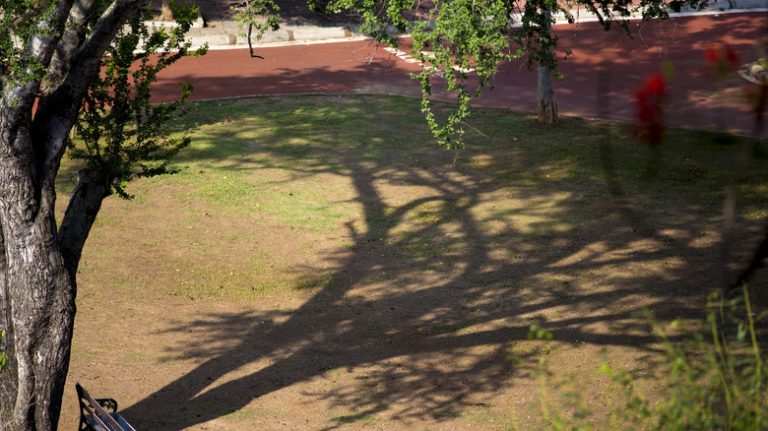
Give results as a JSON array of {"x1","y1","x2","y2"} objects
[{"x1": 58, "y1": 95, "x2": 768, "y2": 431}]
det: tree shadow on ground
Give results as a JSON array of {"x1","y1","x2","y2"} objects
[{"x1": 119, "y1": 95, "x2": 768, "y2": 430}]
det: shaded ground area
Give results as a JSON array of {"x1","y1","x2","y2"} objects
[
  {"x1": 152, "y1": 12, "x2": 768, "y2": 137},
  {"x1": 57, "y1": 95, "x2": 768, "y2": 430}
]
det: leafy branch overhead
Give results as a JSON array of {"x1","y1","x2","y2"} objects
[
  {"x1": 325, "y1": 0, "x2": 708, "y2": 147},
  {"x1": 68, "y1": 3, "x2": 208, "y2": 199}
]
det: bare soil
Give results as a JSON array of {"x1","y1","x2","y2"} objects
[{"x1": 57, "y1": 95, "x2": 768, "y2": 431}]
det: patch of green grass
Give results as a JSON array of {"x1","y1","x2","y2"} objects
[
  {"x1": 462, "y1": 405, "x2": 515, "y2": 428},
  {"x1": 294, "y1": 272, "x2": 338, "y2": 291},
  {"x1": 394, "y1": 235, "x2": 454, "y2": 260},
  {"x1": 258, "y1": 188, "x2": 347, "y2": 231},
  {"x1": 333, "y1": 413, "x2": 380, "y2": 426},
  {"x1": 222, "y1": 408, "x2": 256, "y2": 422},
  {"x1": 169, "y1": 261, "x2": 286, "y2": 301},
  {"x1": 122, "y1": 350, "x2": 154, "y2": 363},
  {"x1": 175, "y1": 170, "x2": 264, "y2": 213}
]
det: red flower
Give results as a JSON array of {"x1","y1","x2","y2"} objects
[
  {"x1": 705, "y1": 44, "x2": 741, "y2": 77},
  {"x1": 643, "y1": 74, "x2": 666, "y2": 96},
  {"x1": 705, "y1": 48, "x2": 718, "y2": 65},
  {"x1": 634, "y1": 73, "x2": 667, "y2": 145}
]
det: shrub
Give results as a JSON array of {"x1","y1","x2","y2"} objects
[{"x1": 533, "y1": 286, "x2": 767, "y2": 431}]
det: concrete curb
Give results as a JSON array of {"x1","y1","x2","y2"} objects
[
  {"x1": 540, "y1": 1, "x2": 768, "y2": 27},
  {"x1": 186, "y1": 1, "x2": 768, "y2": 51},
  {"x1": 186, "y1": 23, "x2": 360, "y2": 49}
]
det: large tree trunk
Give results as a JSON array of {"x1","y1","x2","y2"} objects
[
  {"x1": 0, "y1": 138, "x2": 76, "y2": 431},
  {"x1": 0, "y1": 131, "x2": 110, "y2": 431},
  {"x1": 0, "y1": 1, "x2": 148, "y2": 428}
]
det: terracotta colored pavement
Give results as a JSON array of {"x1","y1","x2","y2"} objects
[{"x1": 154, "y1": 12, "x2": 768, "y2": 136}]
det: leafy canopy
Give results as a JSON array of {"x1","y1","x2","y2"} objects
[
  {"x1": 68, "y1": 3, "x2": 208, "y2": 199},
  {"x1": 321, "y1": 0, "x2": 707, "y2": 148}
]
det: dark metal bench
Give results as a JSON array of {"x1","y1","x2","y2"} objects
[{"x1": 76, "y1": 383, "x2": 137, "y2": 431}]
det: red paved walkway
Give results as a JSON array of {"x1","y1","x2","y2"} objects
[{"x1": 154, "y1": 12, "x2": 768, "y2": 136}]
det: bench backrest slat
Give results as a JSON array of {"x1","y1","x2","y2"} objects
[{"x1": 80, "y1": 386, "x2": 125, "y2": 431}]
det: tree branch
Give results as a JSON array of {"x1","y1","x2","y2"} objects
[
  {"x1": 0, "y1": 1, "x2": 73, "y2": 153},
  {"x1": 577, "y1": 1, "x2": 607, "y2": 26},
  {"x1": 58, "y1": 168, "x2": 111, "y2": 279},
  {"x1": 45, "y1": 0, "x2": 101, "y2": 95},
  {"x1": 31, "y1": 0, "x2": 148, "y2": 190},
  {"x1": 24, "y1": 1, "x2": 74, "y2": 71}
]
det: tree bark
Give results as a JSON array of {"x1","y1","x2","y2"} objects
[
  {"x1": 161, "y1": 0, "x2": 173, "y2": 20},
  {"x1": 0, "y1": 225, "x2": 18, "y2": 429},
  {"x1": 0, "y1": 131, "x2": 113, "y2": 431},
  {"x1": 0, "y1": 2, "x2": 149, "y2": 428},
  {"x1": 59, "y1": 169, "x2": 112, "y2": 278},
  {"x1": 0, "y1": 136, "x2": 76, "y2": 431},
  {"x1": 537, "y1": 65, "x2": 558, "y2": 124},
  {"x1": 537, "y1": 6, "x2": 558, "y2": 124}
]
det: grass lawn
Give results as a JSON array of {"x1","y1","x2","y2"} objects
[{"x1": 59, "y1": 94, "x2": 768, "y2": 431}]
